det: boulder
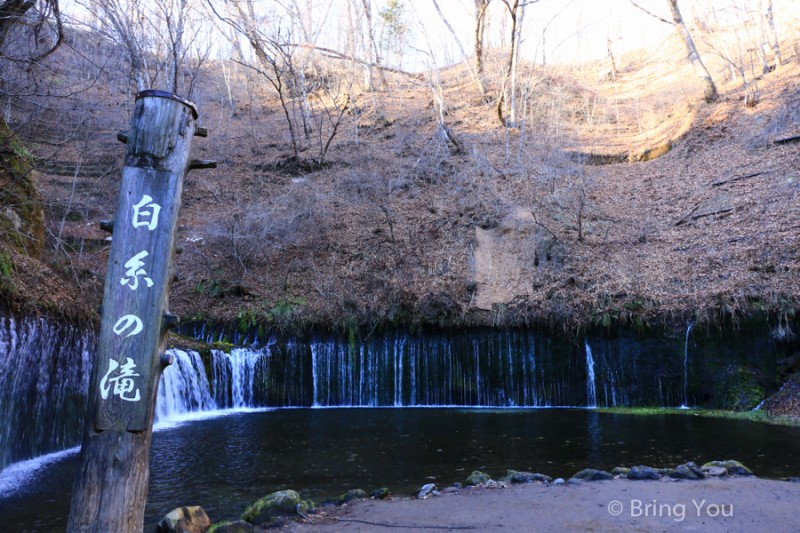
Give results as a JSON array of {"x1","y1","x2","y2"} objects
[
  {"x1": 703, "y1": 460, "x2": 753, "y2": 476},
  {"x1": 572, "y1": 469, "x2": 614, "y2": 481},
  {"x1": 156, "y1": 506, "x2": 211, "y2": 533},
  {"x1": 339, "y1": 488, "x2": 368, "y2": 504},
  {"x1": 466, "y1": 470, "x2": 491, "y2": 486},
  {"x1": 241, "y1": 489, "x2": 301, "y2": 526},
  {"x1": 627, "y1": 465, "x2": 661, "y2": 480},
  {"x1": 209, "y1": 520, "x2": 254, "y2": 533},
  {"x1": 552, "y1": 478, "x2": 566, "y2": 486},
  {"x1": 611, "y1": 467, "x2": 630, "y2": 477}
]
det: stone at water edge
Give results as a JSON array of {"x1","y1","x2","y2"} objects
[
  {"x1": 703, "y1": 466, "x2": 729, "y2": 477},
  {"x1": 370, "y1": 487, "x2": 390, "y2": 499},
  {"x1": 703, "y1": 460, "x2": 754, "y2": 476},
  {"x1": 339, "y1": 488, "x2": 368, "y2": 504},
  {"x1": 553, "y1": 478, "x2": 566, "y2": 486},
  {"x1": 156, "y1": 506, "x2": 211, "y2": 533},
  {"x1": 669, "y1": 463, "x2": 705, "y2": 480},
  {"x1": 466, "y1": 470, "x2": 492, "y2": 486},
  {"x1": 627, "y1": 465, "x2": 662, "y2": 481},
  {"x1": 418, "y1": 483, "x2": 438, "y2": 498},
  {"x1": 611, "y1": 467, "x2": 630, "y2": 477},
  {"x1": 572, "y1": 469, "x2": 614, "y2": 481},
  {"x1": 509, "y1": 471, "x2": 553, "y2": 484},
  {"x1": 241, "y1": 489, "x2": 303, "y2": 526}
]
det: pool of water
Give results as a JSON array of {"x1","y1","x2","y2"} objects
[{"x1": 1, "y1": 408, "x2": 799, "y2": 531}]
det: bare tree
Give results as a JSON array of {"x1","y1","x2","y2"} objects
[
  {"x1": 431, "y1": 0, "x2": 485, "y2": 95},
  {"x1": 497, "y1": 0, "x2": 538, "y2": 127},
  {"x1": 0, "y1": 0, "x2": 62, "y2": 60},
  {"x1": 631, "y1": 0, "x2": 718, "y2": 103},
  {"x1": 761, "y1": 0, "x2": 782, "y2": 68}
]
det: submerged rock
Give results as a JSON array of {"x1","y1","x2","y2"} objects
[
  {"x1": 466, "y1": 470, "x2": 492, "y2": 486},
  {"x1": 703, "y1": 460, "x2": 753, "y2": 476},
  {"x1": 241, "y1": 489, "x2": 302, "y2": 526},
  {"x1": 156, "y1": 506, "x2": 211, "y2": 533},
  {"x1": 572, "y1": 469, "x2": 614, "y2": 481},
  {"x1": 627, "y1": 465, "x2": 661, "y2": 480},
  {"x1": 209, "y1": 520, "x2": 254, "y2": 533}
]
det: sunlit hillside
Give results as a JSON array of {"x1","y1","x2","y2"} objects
[{"x1": 1, "y1": 1, "x2": 799, "y2": 335}]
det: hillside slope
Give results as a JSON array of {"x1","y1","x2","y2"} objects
[{"x1": 2, "y1": 29, "x2": 799, "y2": 336}]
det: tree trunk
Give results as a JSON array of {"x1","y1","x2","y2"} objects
[
  {"x1": 474, "y1": 0, "x2": 490, "y2": 77},
  {"x1": 667, "y1": 0, "x2": 718, "y2": 103},
  {"x1": 763, "y1": 0, "x2": 782, "y2": 68},
  {"x1": 67, "y1": 91, "x2": 202, "y2": 532}
]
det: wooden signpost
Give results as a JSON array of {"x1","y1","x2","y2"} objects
[{"x1": 67, "y1": 91, "x2": 213, "y2": 532}]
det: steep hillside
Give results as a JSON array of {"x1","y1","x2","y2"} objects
[{"x1": 3, "y1": 26, "x2": 799, "y2": 336}]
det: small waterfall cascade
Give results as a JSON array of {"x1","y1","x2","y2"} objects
[
  {"x1": 0, "y1": 315, "x2": 94, "y2": 470},
  {"x1": 680, "y1": 321, "x2": 694, "y2": 408},
  {"x1": 585, "y1": 340, "x2": 597, "y2": 408},
  {"x1": 156, "y1": 349, "x2": 217, "y2": 419},
  {"x1": 157, "y1": 348, "x2": 268, "y2": 419}
]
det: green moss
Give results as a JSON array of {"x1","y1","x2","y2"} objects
[
  {"x1": 720, "y1": 367, "x2": 764, "y2": 411},
  {"x1": 596, "y1": 406, "x2": 800, "y2": 427},
  {"x1": 241, "y1": 489, "x2": 301, "y2": 525}
]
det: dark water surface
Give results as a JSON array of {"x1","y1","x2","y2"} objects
[{"x1": 1, "y1": 408, "x2": 799, "y2": 532}]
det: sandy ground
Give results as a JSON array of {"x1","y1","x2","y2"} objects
[{"x1": 285, "y1": 477, "x2": 800, "y2": 533}]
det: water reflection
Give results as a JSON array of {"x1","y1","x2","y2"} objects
[{"x1": 1, "y1": 408, "x2": 799, "y2": 532}]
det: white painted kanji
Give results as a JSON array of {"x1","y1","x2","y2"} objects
[
  {"x1": 131, "y1": 194, "x2": 161, "y2": 231},
  {"x1": 120, "y1": 251, "x2": 154, "y2": 290},
  {"x1": 113, "y1": 314, "x2": 144, "y2": 337},
  {"x1": 99, "y1": 358, "x2": 142, "y2": 402}
]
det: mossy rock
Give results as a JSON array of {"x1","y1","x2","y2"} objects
[
  {"x1": 720, "y1": 366, "x2": 765, "y2": 411},
  {"x1": 703, "y1": 460, "x2": 753, "y2": 476},
  {"x1": 339, "y1": 488, "x2": 368, "y2": 504},
  {"x1": 611, "y1": 467, "x2": 630, "y2": 476},
  {"x1": 466, "y1": 470, "x2": 491, "y2": 486},
  {"x1": 370, "y1": 487, "x2": 390, "y2": 499},
  {"x1": 241, "y1": 489, "x2": 301, "y2": 526},
  {"x1": 0, "y1": 118, "x2": 44, "y2": 257}
]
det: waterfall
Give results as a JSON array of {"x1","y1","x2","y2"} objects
[
  {"x1": 0, "y1": 316, "x2": 94, "y2": 470},
  {"x1": 681, "y1": 321, "x2": 694, "y2": 408},
  {"x1": 157, "y1": 348, "x2": 267, "y2": 419},
  {"x1": 585, "y1": 340, "x2": 597, "y2": 408},
  {"x1": 156, "y1": 349, "x2": 216, "y2": 419}
]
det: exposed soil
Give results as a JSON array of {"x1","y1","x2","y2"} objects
[{"x1": 285, "y1": 477, "x2": 800, "y2": 533}]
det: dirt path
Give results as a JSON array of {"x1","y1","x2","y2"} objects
[{"x1": 286, "y1": 477, "x2": 800, "y2": 532}]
